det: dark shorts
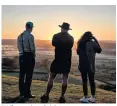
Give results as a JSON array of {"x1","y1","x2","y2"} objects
[{"x1": 50, "y1": 59, "x2": 71, "y2": 74}]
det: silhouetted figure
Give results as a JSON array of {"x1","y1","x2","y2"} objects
[
  {"x1": 77, "y1": 31, "x2": 102, "y2": 103},
  {"x1": 17, "y1": 22, "x2": 36, "y2": 98},
  {"x1": 40, "y1": 22, "x2": 74, "y2": 103}
]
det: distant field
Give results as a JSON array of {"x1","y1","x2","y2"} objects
[
  {"x1": 2, "y1": 39, "x2": 116, "y2": 50},
  {"x1": 2, "y1": 39, "x2": 116, "y2": 94}
]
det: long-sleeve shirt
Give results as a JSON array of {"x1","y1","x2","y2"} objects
[
  {"x1": 17, "y1": 30, "x2": 36, "y2": 56},
  {"x1": 77, "y1": 38, "x2": 102, "y2": 72},
  {"x1": 86, "y1": 40, "x2": 102, "y2": 72}
]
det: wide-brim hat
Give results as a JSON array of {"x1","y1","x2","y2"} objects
[{"x1": 58, "y1": 22, "x2": 72, "y2": 30}]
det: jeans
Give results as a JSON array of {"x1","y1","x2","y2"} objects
[{"x1": 19, "y1": 52, "x2": 35, "y2": 96}]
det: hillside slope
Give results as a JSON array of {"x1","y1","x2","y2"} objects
[{"x1": 2, "y1": 75, "x2": 116, "y2": 103}]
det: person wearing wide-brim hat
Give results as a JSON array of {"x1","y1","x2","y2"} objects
[
  {"x1": 40, "y1": 22, "x2": 74, "y2": 103},
  {"x1": 58, "y1": 22, "x2": 72, "y2": 30}
]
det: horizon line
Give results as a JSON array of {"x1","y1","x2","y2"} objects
[{"x1": 2, "y1": 38, "x2": 116, "y2": 42}]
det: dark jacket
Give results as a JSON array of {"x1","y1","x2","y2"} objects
[
  {"x1": 77, "y1": 39, "x2": 102, "y2": 73},
  {"x1": 50, "y1": 32, "x2": 74, "y2": 74}
]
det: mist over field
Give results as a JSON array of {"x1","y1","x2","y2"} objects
[{"x1": 2, "y1": 39, "x2": 116, "y2": 103}]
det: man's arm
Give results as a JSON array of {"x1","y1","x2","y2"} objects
[
  {"x1": 29, "y1": 34, "x2": 36, "y2": 56},
  {"x1": 52, "y1": 34, "x2": 58, "y2": 47},
  {"x1": 65, "y1": 36, "x2": 74, "y2": 49},
  {"x1": 70, "y1": 36, "x2": 74, "y2": 49},
  {"x1": 17, "y1": 35, "x2": 23, "y2": 54}
]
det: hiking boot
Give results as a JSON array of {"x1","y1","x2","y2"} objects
[
  {"x1": 59, "y1": 97, "x2": 66, "y2": 103},
  {"x1": 88, "y1": 96, "x2": 95, "y2": 103},
  {"x1": 40, "y1": 95, "x2": 49, "y2": 103},
  {"x1": 80, "y1": 97, "x2": 89, "y2": 103}
]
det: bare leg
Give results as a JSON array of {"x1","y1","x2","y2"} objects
[
  {"x1": 45, "y1": 72, "x2": 57, "y2": 96},
  {"x1": 61, "y1": 73, "x2": 69, "y2": 97}
]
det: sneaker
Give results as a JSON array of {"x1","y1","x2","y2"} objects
[
  {"x1": 80, "y1": 97, "x2": 89, "y2": 103},
  {"x1": 88, "y1": 96, "x2": 95, "y2": 103},
  {"x1": 59, "y1": 97, "x2": 66, "y2": 103},
  {"x1": 40, "y1": 95, "x2": 49, "y2": 103}
]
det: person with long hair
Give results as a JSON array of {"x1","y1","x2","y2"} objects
[{"x1": 77, "y1": 31, "x2": 102, "y2": 103}]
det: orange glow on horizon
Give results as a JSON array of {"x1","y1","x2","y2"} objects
[{"x1": 2, "y1": 5, "x2": 116, "y2": 41}]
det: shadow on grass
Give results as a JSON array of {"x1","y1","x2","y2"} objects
[{"x1": 6, "y1": 95, "x2": 29, "y2": 103}]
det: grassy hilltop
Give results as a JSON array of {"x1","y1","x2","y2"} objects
[{"x1": 2, "y1": 75, "x2": 116, "y2": 103}]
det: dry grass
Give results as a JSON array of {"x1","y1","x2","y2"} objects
[{"x1": 2, "y1": 74, "x2": 116, "y2": 103}]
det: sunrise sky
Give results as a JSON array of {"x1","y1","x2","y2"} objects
[{"x1": 2, "y1": 5, "x2": 116, "y2": 41}]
